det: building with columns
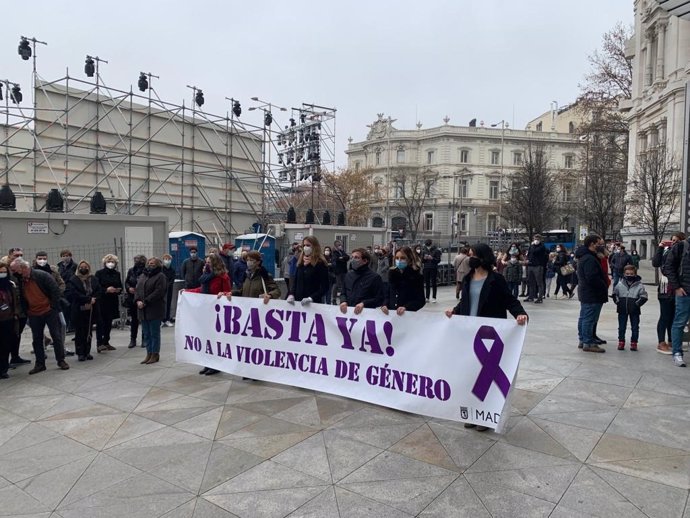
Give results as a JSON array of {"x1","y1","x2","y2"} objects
[
  {"x1": 345, "y1": 114, "x2": 584, "y2": 245},
  {"x1": 620, "y1": 0, "x2": 690, "y2": 257}
]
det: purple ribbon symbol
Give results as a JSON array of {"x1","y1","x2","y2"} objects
[{"x1": 471, "y1": 325, "x2": 511, "y2": 401}]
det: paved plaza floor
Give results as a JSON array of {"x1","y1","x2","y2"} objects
[{"x1": 1, "y1": 274, "x2": 690, "y2": 517}]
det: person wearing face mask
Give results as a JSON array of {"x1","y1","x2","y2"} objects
[
  {"x1": 612, "y1": 265, "x2": 647, "y2": 351},
  {"x1": 339, "y1": 248, "x2": 384, "y2": 315},
  {"x1": 375, "y1": 246, "x2": 391, "y2": 300},
  {"x1": 135, "y1": 257, "x2": 168, "y2": 365},
  {"x1": 288, "y1": 237, "x2": 329, "y2": 306},
  {"x1": 331, "y1": 240, "x2": 350, "y2": 304},
  {"x1": 421, "y1": 239, "x2": 442, "y2": 303},
  {"x1": 125, "y1": 255, "x2": 148, "y2": 349},
  {"x1": 553, "y1": 245, "x2": 573, "y2": 299},
  {"x1": 33, "y1": 252, "x2": 69, "y2": 353},
  {"x1": 574, "y1": 235, "x2": 609, "y2": 353},
  {"x1": 181, "y1": 246, "x2": 204, "y2": 290},
  {"x1": 445, "y1": 244, "x2": 528, "y2": 431},
  {"x1": 503, "y1": 253, "x2": 522, "y2": 298},
  {"x1": 65, "y1": 261, "x2": 101, "y2": 361},
  {"x1": 233, "y1": 251, "x2": 249, "y2": 290},
  {"x1": 0, "y1": 262, "x2": 21, "y2": 379},
  {"x1": 95, "y1": 254, "x2": 123, "y2": 351},
  {"x1": 453, "y1": 247, "x2": 471, "y2": 300},
  {"x1": 652, "y1": 233, "x2": 685, "y2": 354},
  {"x1": 526, "y1": 234, "x2": 547, "y2": 303},
  {"x1": 226, "y1": 251, "x2": 280, "y2": 301},
  {"x1": 57, "y1": 250, "x2": 77, "y2": 333},
  {"x1": 381, "y1": 246, "x2": 424, "y2": 316},
  {"x1": 323, "y1": 246, "x2": 336, "y2": 304},
  {"x1": 160, "y1": 254, "x2": 176, "y2": 327}
]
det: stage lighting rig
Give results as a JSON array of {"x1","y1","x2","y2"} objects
[
  {"x1": 138, "y1": 72, "x2": 149, "y2": 92},
  {"x1": 10, "y1": 84, "x2": 22, "y2": 104},
  {"x1": 232, "y1": 100, "x2": 241, "y2": 118},
  {"x1": 195, "y1": 89, "x2": 205, "y2": 107},
  {"x1": 18, "y1": 37, "x2": 31, "y2": 60},
  {"x1": 84, "y1": 56, "x2": 95, "y2": 77}
]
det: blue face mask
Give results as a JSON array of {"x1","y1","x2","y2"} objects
[{"x1": 395, "y1": 259, "x2": 407, "y2": 270}]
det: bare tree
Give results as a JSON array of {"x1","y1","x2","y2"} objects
[
  {"x1": 503, "y1": 144, "x2": 558, "y2": 238},
  {"x1": 321, "y1": 166, "x2": 377, "y2": 226},
  {"x1": 392, "y1": 169, "x2": 438, "y2": 242},
  {"x1": 628, "y1": 143, "x2": 681, "y2": 247}
]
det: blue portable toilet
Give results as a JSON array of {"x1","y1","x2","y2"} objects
[
  {"x1": 235, "y1": 233, "x2": 276, "y2": 277},
  {"x1": 169, "y1": 231, "x2": 206, "y2": 276}
]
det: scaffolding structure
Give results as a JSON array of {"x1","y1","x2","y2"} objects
[{"x1": 1, "y1": 65, "x2": 330, "y2": 241}]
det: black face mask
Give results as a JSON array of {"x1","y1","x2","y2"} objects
[
  {"x1": 79, "y1": 268, "x2": 89, "y2": 275},
  {"x1": 595, "y1": 245, "x2": 606, "y2": 254},
  {"x1": 145, "y1": 266, "x2": 160, "y2": 275},
  {"x1": 468, "y1": 257, "x2": 482, "y2": 269}
]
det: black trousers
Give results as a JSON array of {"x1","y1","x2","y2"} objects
[
  {"x1": 74, "y1": 309, "x2": 93, "y2": 357},
  {"x1": 165, "y1": 282, "x2": 174, "y2": 321},
  {"x1": 423, "y1": 268, "x2": 438, "y2": 299},
  {"x1": 130, "y1": 309, "x2": 140, "y2": 341},
  {"x1": 28, "y1": 309, "x2": 65, "y2": 365},
  {"x1": 96, "y1": 310, "x2": 112, "y2": 345},
  {"x1": 657, "y1": 297, "x2": 675, "y2": 343},
  {"x1": 0, "y1": 319, "x2": 19, "y2": 374},
  {"x1": 10, "y1": 316, "x2": 27, "y2": 361}
]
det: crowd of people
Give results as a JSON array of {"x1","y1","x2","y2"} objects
[{"x1": 2, "y1": 229, "x2": 687, "y2": 383}]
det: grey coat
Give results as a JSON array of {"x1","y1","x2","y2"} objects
[
  {"x1": 135, "y1": 271, "x2": 168, "y2": 321},
  {"x1": 612, "y1": 275, "x2": 648, "y2": 315}
]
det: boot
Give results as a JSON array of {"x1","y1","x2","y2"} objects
[
  {"x1": 128, "y1": 339, "x2": 137, "y2": 349},
  {"x1": 145, "y1": 353, "x2": 159, "y2": 364},
  {"x1": 140, "y1": 353, "x2": 151, "y2": 364},
  {"x1": 618, "y1": 340, "x2": 625, "y2": 351},
  {"x1": 630, "y1": 341, "x2": 638, "y2": 351}
]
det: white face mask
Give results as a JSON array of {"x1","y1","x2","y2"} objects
[
  {"x1": 163, "y1": 260, "x2": 172, "y2": 267},
  {"x1": 0, "y1": 273, "x2": 7, "y2": 279},
  {"x1": 36, "y1": 259, "x2": 48, "y2": 267},
  {"x1": 303, "y1": 246, "x2": 313, "y2": 256},
  {"x1": 105, "y1": 262, "x2": 116, "y2": 269}
]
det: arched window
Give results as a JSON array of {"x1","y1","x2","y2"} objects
[
  {"x1": 372, "y1": 216, "x2": 384, "y2": 228},
  {"x1": 568, "y1": 121, "x2": 575, "y2": 133}
]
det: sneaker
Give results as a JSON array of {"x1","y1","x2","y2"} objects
[
  {"x1": 673, "y1": 354, "x2": 686, "y2": 367},
  {"x1": 97, "y1": 345, "x2": 108, "y2": 353},
  {"x1": 57, "y1": 360, "x2": 70, "y2": 370},
  {"x1": 105, "y1": 344, "x2": 116, "y2": 351},
  {"x1": 205, "y1": 368, "x2": 220, "y2": 376},
  {"x1": 166, "y1": 321, "x2": 174, "y2": 327},
  {"x1": 431, "y1": 298, "x2": 437, "y2": 304},
  {"x1": 657, "y1": 342, "x2": 672, "y2": 355},
  {"x1": 617, "y1": 340, "x2": 625, "y2": 351},
  {"x1": 65, "y1": 349, "x2": 75, "y2": 356},
  {"x1": 534, "y1": 298, "x2": 543, "y2": 304},
  {"x1": 630, "y1": 341, "x2": 638, "y2": 351},
  {"x1": 582, "y1": 344, "x2": 606, "y2": 353}
]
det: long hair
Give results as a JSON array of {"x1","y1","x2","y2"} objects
[
  {"x1": 392, "y1": 246, "x2": 421, "y2": 271},
  {"x1": 470, "y1": 243, "x2": 496, "y2": 270},
  {"x1": 298, "y1": 236, "x2": 326, "y2": 266},
  {"x1": 206, "y1": 254, "x2": 227, "y2": 276}
]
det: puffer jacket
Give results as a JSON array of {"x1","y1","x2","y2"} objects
[
  {"x1": 662, "y1": 239, "x2": 690, "y2": 293},
  {"x1": 652, "y1": 244, "x2": 674, "y2": 299},
  {"x1": 612, "y1": 275, "x2": 648, "y2": 315},
  {"x1": 234, "y1": 267, "x2": 281, "y2": 299},
  {"x1": 575, "y1": 245, "x2": 608, "y2": 304}
]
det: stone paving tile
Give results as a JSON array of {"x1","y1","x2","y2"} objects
[
  {"x1": 286, "y1": 486, "x2": 340, "y2": 518},
  {"x1": 389, "y1": 423, "x2": 459, "y2": 472},
  {"x1": 467, "y1": 483, "x2": 557, "y2": 517},
  {"x1": 272, "y1": 432, "x2": 332, "y2": 482},
  {"x1": 204, "y1": 487, "x2": 328, "y2": 518},
  {"x1": 426, "y1": 421, "x2": 497, "y2": 471},
  {"x1": 322, "y1": 430, "x2": 384, "y2": 482},
  {"x1": 418, "y1": 476, "x2": 491, "y2": 517},
  {"x1": 333, "y1": 486, "x2": 413, "y2": 517},
  {"x1": 529, "y1": 417, "x2": 603, "y2": 462}
]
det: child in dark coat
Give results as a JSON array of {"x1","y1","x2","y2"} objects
[{"x1": 612, "y1": 265, "x2": 648, "y2": 351}]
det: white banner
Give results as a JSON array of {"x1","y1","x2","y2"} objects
[{"x1": 175, "y1": 293, "x2": 527, "y2": 432}]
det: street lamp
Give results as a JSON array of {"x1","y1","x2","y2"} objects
[{"x1": 491, "y1": 119, "x2": 506, "y2": 245}]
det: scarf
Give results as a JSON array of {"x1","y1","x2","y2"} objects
[
  {"x1": 35, "y1": 263, "x2": 52, "y2": 274},
  {"x1": 199, "y1": 271, "x2": 215, "y2": 294}
]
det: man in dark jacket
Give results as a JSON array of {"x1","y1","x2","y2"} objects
[
  {"x1": 9, "y1": 258, "x2": 69, "y2": 374},
  {"x1": 181, "y1": 247, "x2": 204, "y2": 289},
  {"x1": 526, "y1": 234, "x2": 548, "y2": 303},
  {"x1": 219, "y1": 243, "x2": 236, "y2": 278},
  {"x1": 421, "y1": 239, "x2": 442, "y2": 303},
  {"x1": 610, "y1": 245, "x2": 632, "y2": 287},
  {"x1": 331, "y1": 240, "x2": 350, "y2": 303},
  {"x1": 575, "y1": 234, "x2": 608, "y2": 352},
  {"x1": 662, "y1": 236, "x2": 690, "y2": 367},
  {"x1": 339, "y1": 248, "x2": 384, "y2": 315}
]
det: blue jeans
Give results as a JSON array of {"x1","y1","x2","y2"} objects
[
  {"x1": 578, "y1": 303, "x2": 603, "y2": 345},
  {"x1": 671, "y1": 295, "x2": 690, "y2": 356},
  {"x1": 142, "y1": 319, "x2": 161, "y2": 354},
  {"x1": 508, "y1": 281, "x2": 519, "y2": 299},
  {"x1": 612, "y1": 271, "x2": 620, "y2": 287},
  {"x1": 617, "y1": 312, "x2": 640, "y2": 342}
]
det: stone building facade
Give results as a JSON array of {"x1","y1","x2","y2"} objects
[{"x1": 345, "y1": 114, "x2": 584, "y2": 246}]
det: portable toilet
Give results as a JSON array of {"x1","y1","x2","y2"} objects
[
  {"x1": 169, "y1": 231, "x2": 206, "y2": 275},
  {"x1": 235, "y1": 233, "x2": 276, "y2": 276}
]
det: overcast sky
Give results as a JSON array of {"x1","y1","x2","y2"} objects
[{"x1": 2, "y1": 1, "x2": 632, "y2": 166}]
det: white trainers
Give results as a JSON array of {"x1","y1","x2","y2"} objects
[
  {"x1": 164, "y1": 321, "x2": 174, "y2": 327},
  {"x1": 431, "y1": 298, "x2": 437, "y2": 304},
  {"x1": 673, "y1": 354, "x2": 686, "y2": 367}
]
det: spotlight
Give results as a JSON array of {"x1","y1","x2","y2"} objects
[
  {"x1": 337, "y1": 212, "x2": 345, "y2": 226},
  {"x1": 84, "y1": 57, "x2": 95, "y2": 77},
  {"x1": 195, "y1": 89, "x2": 205, "y2": 107},
  {"x1": 89, "y1": 191, "x2": 107, "y2": 214},
  {"x1": 0, "y1": 184, "x2": 16, "y2": 211},
  {"x1": 289, "y1": 117, "x2": 296, "y2": 127},
  {"x1": 300, "y1": 112, "x2": 306, "y2": 124},
  {"x1": 286, "y1": 206, "x2": 296, "y2": 223},
  {"x1": 264, "y1": 111, "x2": 272, "y2": 126},
  {"x1": 305, "y1": 208, "x2": 315, "y2": 224},
  {"x1": 18, "y1": 37, "x2": 31, "y2": 60},
  {"x1": 10, "y1": 85, "x2": 22, "y2": 104},
  {"x1": 137, "y1": 72, "x2": 148, "y2": 92},
  {"x1": 232, "y1": 100, "x2": 241, "y2": 118},
  {"x1": 322, "y1": 211, "x2": 331, "y2": 225},
  {"x1": 46, "y1": 188, "x2": 64, "y2": 212}
]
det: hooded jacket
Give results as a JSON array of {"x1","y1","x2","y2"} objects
[
  {"x1": 575, "y1": 245, "x2": 608, "y2": 304},
  {"x1": 612, "y1": 275, "x2": 648, "y2": 315}
]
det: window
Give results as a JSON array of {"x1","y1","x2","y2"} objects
[
  {"x1": 489, "y1": 180, "x2": 499, "y2": 200},
  {"x1": 513, "y1": 152, "x2": 523, "y2": 166},
  {"x1": 459, "y1": 179, "x2": 468, "y2": 198},
  {"x1": 425, "y1": 179, "x2": 436, "y2": 197},
  {"x1": 459, "y1": 149, "x2": 469, "y2": 163},
  {"x1": 536, "y1": 121, "x2": 543, "y2": 132},
  {"x1": 424, "y1": 213, "x2": 434, "y2": 232},
  {"x1": 372, "y1": 216, "x2": 384, "y2": 228},
  {"x1": 568, "y1": 121, "x2": 575, "y2": 134},
  {"x1": 490, "y1": 151, "x2": 500, "y2": 165},
  {"x1": 375, "y1": 151, "x2": 381, "y2": 166},
  {"x1": 427, "y1": 150, "x2": 435, "y2": 164},
  {"x1": 354, "y1": 161, "x2": 361, "y2": 171},
  {"x1": 394, "y1": 179, "x2": 404, "y2": 199},
  {"x1": 564, "y1": 155, "x2": 574, "y2": 169},
  {"x1": 396, "y1": 149, "x2": 405, "y2": 163},
  {"x1": 487, "y1": 214, "x2": 498, "y2": 232},
  {"x1": 459, "y1": 213, "x2": 467, "y2": 233},
  {"x1": 562, "y1": 184, "x2": 573, "y2": 202}
]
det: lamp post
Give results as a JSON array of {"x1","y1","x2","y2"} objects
[
  {"x1": 249, "y1": 97, "x2": 288, "y2": 231},
  {"x1": 491, "y1": 119, "x2": 506, "y2": 247}
]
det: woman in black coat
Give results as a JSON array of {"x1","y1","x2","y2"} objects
[
  {"x1": 381, "y1": 246, "x2": 425, "y2": 315},
  {"x1": 287, "y1": 236, "x2": 330, "y2": 305},
  {"x1": 65, "y1": 261, "x2": 101, "y2": 361},
  {"x1": 135, "y1": 257, "x2": 167, "y2": 365},
  {"x1": 95, "y1": 254, "x2": 123, "y2": 352}
]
